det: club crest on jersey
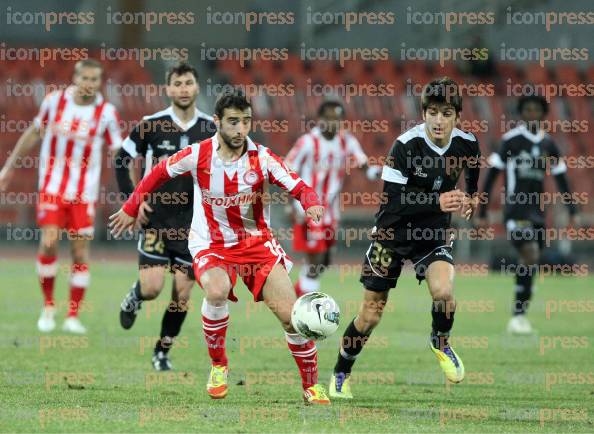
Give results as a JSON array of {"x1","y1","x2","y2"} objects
[
  {"x1": 432, "y1": 176, "x2": 443, "y2": 191},
  {"x1": 243, "y1": 169, "x2": 259, "y2": 185}
]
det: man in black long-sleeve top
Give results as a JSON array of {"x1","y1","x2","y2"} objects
[
  {"x1": 477, "y1": 95, "x2": 578, "y2": 335},
  {"x1": 329, "y1": 77, "x2": 481, "y2": 398},
  {"x1": 115, "y1": 62, "x2": 216, "y2": 370}
]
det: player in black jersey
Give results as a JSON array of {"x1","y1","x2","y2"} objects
[
  {"x1": 330, "y1": 77, "x2": 480, "y2": 398},
  {"x1": 477, "y1": 95, "x2": 578, "y2": 335},
  {"x1": 115, "y1": 63, "x2": 217, "y2": 370}
]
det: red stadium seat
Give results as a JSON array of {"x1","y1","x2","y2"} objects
[
  {"x1": 555, "y1": 65, "x2": 582, "y2": 85},
  {"x1": 523, "y1": 63, "x2": 552, "y2": 85}
]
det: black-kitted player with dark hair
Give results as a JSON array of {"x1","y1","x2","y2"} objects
[
  {"x1": 477, "y1": 95, "x2": 578, "y2": 335},
  {"x1": 329, "y1": 77, "x2": 481, "y2": 399},
  {"x1": 115, "y1": 62, "x2": 217, "y2": 370}
]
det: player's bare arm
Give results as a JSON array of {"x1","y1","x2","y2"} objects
[{"x1": 0, "y1": 123, "x2": 41, "y2": 190}]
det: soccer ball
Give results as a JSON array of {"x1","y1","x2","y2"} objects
[{"x1": 291, "y1": 292, "x2": 340, "y2": 341}]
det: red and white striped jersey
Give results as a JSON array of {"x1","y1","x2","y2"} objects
[
  {"x1": 123, "y1": 134, "x2": 320, "y2": 255},
  {"x1": 286, "y1": 127, "x2": 367, "y2": 225},
  {"x1": 34, "y1": 86, "x2": 122, "y2": 202}
]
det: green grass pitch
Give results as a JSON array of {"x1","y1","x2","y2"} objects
[{"x1": 1, "y1": 258, "x2": 593, "y2": 433}]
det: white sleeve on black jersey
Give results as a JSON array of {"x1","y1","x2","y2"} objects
[
  {"x1": 122, "y1": 119, "x2": 151, "y2": 158},
  {"x1": 381, "y1": 140, "x2": 410, "y2": 184}
]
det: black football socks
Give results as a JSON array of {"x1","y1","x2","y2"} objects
[{"x1": 334, "y1": 318, "x2": 371, "y2": 375}]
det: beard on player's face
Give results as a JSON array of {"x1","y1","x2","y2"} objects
[
  {"x1": 219, "y1": 129, "x2": 246, "y2": 149},
  {"x1": 172, "y1": 94, "x2": 196, "y2": 111}
]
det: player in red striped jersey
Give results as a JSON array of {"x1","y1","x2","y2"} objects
[
  {"x1": 109, "y1": 89, "x2": 331, "y2": 404},
  {"x1": 286, "y1": 100, "x2": 381, "y2": 297},
  {"x1": 0, "y1": 59, "x2": 122, "y2": 334}
]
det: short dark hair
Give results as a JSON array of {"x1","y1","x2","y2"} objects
[
  {"x1": 421, "y1": 77, "x2": 462, "y2": 113},
  {"x1": 214, "y1": 88, "x2": 251, "y2": 119},
  {"x1": 317, "y1": 99, "x2": 345, "y2": 117},
  {"x1": 517, "y1": 94, "x2": 549, "y2": 116},
  {"x1": 166, "y1": 62, "x2": 198, "y2": 85},
  {"x1": 74, "y1": 58, "x2": 103, "y2": 73}
]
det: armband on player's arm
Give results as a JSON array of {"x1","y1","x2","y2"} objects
[{"x1": 122, "y1": 159, "x2": 171, "y2": 217}]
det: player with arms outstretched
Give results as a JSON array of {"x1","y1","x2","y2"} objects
[
  {"x1": 286, "y1": 100, "x2": 380, "y2": 297},
  {"x1": 0, "y1": 59, "x2": 122, "y2": 333},
  {"x1": 478, "y1": 95, "x2": 578, "y2": 334},
  {"x1": 329, "y1": 77, "x2": 481, "y2": 398},
  {"x1": 115, "y1": 62, "x2": 217, "y2": 370},
  {"x1": 110, "y1": 90, "x2": 331, "y2": 404}
]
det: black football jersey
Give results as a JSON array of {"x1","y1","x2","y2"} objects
[
  {"x1": 487, "y1": 124, "x2": 566, "y2": 225},
  {"x1": 122, "y1": 106, "x2": 216, "y2": 231},
  {"x1": 376, "y1": 123, "x2": 480, "y2": 242}
]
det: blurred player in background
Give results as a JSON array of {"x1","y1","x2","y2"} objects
[
  {"x1": 478, "y1": 95, "x2": 578, "y2": 335},
  {"x1": 330, "y1": 78, "x2": 480, "y2": 398},
  {"x1": 109, "y1": 90, "x2": 331, "y2": 404},
  {"x1": 286, "y1": 100, "x2": 381, "y2": 297},
  {"x1": 0, "y1": 59, "x2": 122, "y2": 334},
  {"x1": 115, "y1": 63, "x2": 217, "y2": 370}
]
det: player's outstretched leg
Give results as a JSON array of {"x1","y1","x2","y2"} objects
[
  {"x1": 507, "y1": 242, "x2": 538, "y2": 335},
  {"x1": 199, "y1": 267, "x2": 232, "y2": 399},
  {"x1": 263, "y1": 263, "x2": 329, "y2": 405},
  {"x1": 37, "y1": 226, "x2": 59, "y2": 332},
  {"x1": 331, "y1": 289, "x2": 388, "y2": 399},
  {"x1": 426, "y1": 261, "x2": 464, "y2": 383},
  {"x1": 152, "y1": 273, "x2": 192, "y2": 371}
]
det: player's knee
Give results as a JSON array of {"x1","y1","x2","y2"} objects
[
  {"x1": 203, "y1": 284, "x2": 230, "y2": 305},
  {"x1": 39, "y1": 233, "x2": 58, "y2": 255},
  {"x1": 141, "y1": 281, "x2": 163, "y2": 300},
  {"x1": 39, "y1": 239, "x2": 58, "y2": 256},
  {"x1": 430, "y1": 281, "x2": 454, "y2": 302},
  {"x1": 201, "y1": 271, "x2": 231, "y2": 303}
]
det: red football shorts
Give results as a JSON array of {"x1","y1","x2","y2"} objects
[
  {"x1": 36, "y1": 193, "x2": 95, "y2": 236},
  {"x1": 193, "y1": 235, "x2": 293, "y2": 302},
  {"x1": 292, "y1": 222, "x2": 336, "y2": 254}
]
